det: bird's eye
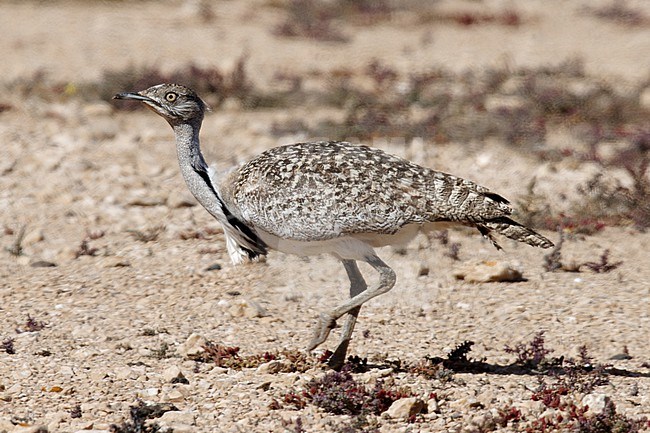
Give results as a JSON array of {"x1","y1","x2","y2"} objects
[{"x1": 165, "y1": 92, "x2": 177, "y2": 102}]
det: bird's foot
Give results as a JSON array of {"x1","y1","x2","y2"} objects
[
  {"x1": 306, "y1": 313, "x2": 337, "y2": 351},
  {"x1": 327, "y1": 339, "x2": 350, "y2": 371}
]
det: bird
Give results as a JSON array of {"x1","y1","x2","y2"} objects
[{"x1": 114, "y1": 83, "x2": 554, "y2": 369}]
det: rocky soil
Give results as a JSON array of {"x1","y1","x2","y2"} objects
[{"x1": 1, "y1": 1, "x2": 649, "y2": 432}]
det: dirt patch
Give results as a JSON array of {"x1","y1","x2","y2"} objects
[{"x1": 1, "y1": 1, "x2": 649, "y2": 431}]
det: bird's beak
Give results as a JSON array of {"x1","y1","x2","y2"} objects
[{"x1": 113, "y1": 91, "x2": 153, "y2": 102}]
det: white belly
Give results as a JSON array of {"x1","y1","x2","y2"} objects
[{"x1": 255, "y1": 221, "x2": 457, "y2": 261}]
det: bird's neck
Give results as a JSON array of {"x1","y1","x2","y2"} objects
[
  {"x1": 173, "y1": 121, "x2": 209, "y2": 174},
  {"x1": 172, "y1": 121, "x2": 225, "y2": 213},
  {"x1": 171, "y1": 120, "x2": 268, "y2": 262}
]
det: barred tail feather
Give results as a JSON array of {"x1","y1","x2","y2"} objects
[{"x1": 478, "y1": 217, "x2": 554, "y2": 249}]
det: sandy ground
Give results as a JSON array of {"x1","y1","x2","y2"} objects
[{"x1": 1, "y1": 1, "x2": 649, "y2": 432}]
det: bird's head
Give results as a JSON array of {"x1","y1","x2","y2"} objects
[{"x1": 113, "y1": 83, "x2": 207, "y2": 125}]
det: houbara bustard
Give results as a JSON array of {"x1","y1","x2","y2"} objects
[{"x1": 114, "y1": 83, "x2": 553, "y2": 368}]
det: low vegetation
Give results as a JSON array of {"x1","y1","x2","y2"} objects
[{"x1": 7, "y1": 54, "x2": 648, "y2": 234}]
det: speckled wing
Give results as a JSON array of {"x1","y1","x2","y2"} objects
[{"x1": 224, "y1": 141, "x2": 514, "y2": 242}]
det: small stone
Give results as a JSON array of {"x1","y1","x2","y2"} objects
[
  {"x1": 114, "y1": 366, "x2": 135, "y2": 380},
  {"x1": 89, "y1": 369, "x2": 107, "y2": 381},
  {"x1": 453, "y1": 260, "x2": 524, "y2": 283},
  {"x1": 609, "y1": 352, "x2": 632, "y2": 360},
  {"x1": 13, "y1": 425, "x2": 48, "y2": 433},
  {"x1": 0, "y1": 158, "x2": 16, "y2": 175},
  {"x1": 159, "y1": 410, "x2": 195, "y2": 425},
  {"x1": 640, "y1": 87, "x2": 650, "y2": 110},
  {"x1": 141, "y1": 388, "x2": 160, "y2": 397},
  {"x1": 629, "y1": 383, "x2": 639, "y2": 397},
  {"x1": 384, "y1": 397, "x2": 426, "y2": 420},
  {"x1": 466, "y1": 413, "x2": 496, "y2": 432},
  {"x1": 0, "y1": 418, "x2": 14, "y2": 431},
  {"x1": 227, "y1": 299, "x2": 268, "y2": 318},
  {"x1": 80, "y1": 402, "x2": 98, "y2": 412},
  {"x1": 582, "y1": 393, "x2": 610, "y2": 415},
  {"x1": 162, "y1": 365, "x2": 182, "y2": 381},
  {"x1": 178, "y1": 333, "x2": 208, "y2": 357},
  {"x1": 127, "y1": 196, "x2": 165, "y2": 207},
  {"x1": 23, "y1": 229, "x2": 45, "y2": 245},
  {"x1": 449, "y1": 397, "x2": 479, "y2": 411},
  {"x1": 205, "y1": 263, "x2": 222, "y2": 271},
  {"x1": 73, "y1": 430, "x2": 109, "y2": 433},
  {"x1": 427, "y1": 397, "x2": 439, "y2": 413},
  {"x1": 19, "y1": 369, "x2": 33, "y2": 378},
  {"x1": 538, "y1": 408, "x2": 561, "y2": 422},
  {"x1": 46, "y1": 411, "x2": 69, "y2": 430},
  {"x1": 30, "y1": 260, "x2": 57, "y2": 268},
  {"x1": 57, "y1": 247, "x2": 79, "y2": 262},
  {"x1": 484, "y1": 95, "x2": 526, "y2": 112},
  {"x1": 163, "y1": 389, "x2": 185, "y2": 403},
  {"x1": 256, "y1": 360, "x2": 284, "y2": 374},
  {"x1": 7, "y1": 383, "x2": 21, "y2": 394},
  {"x1": 59, "y1": 365, "x2": 74, "y2": 378},
  {"x1": 72, "y1": 324, "x2": 96, "y2": 338},
  {"x1": 519, "y1": 399, "x2": 545, "y2": 416},
  {"x1": 100, "y1": 257, "x2": 131, "y2": 268},
  {"x1": 163, "y1": 365, "x2": 186, "y2": 383}
]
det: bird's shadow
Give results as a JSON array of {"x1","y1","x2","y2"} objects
[{"x1": 338, "y1": 341, "x2": 650, "y2": 380}]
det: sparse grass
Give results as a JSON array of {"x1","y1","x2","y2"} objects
[
  {"x1": 140, "y1": 327, "x2": 167, "y2": 336},
  {"x1": 407, "y1": 340, "x2": 481, "y2": 381},
  {"x1": 587, "y1": 2, "x2": 648, "y2": 26},
  {"x1": 127, "y1": 225, "x2": 165, "y2": 242},
  {"x1": 432, "y1": 230, "x2": 461, "y2": 261},
  {"x1": 9, "y1": 56, "x2": 649, "y2": 234},
  {"x1": 73, "y1": 230, "x2": 106, "y2": 259},
  {"x1": 543, "y1": 231, "x2": 565, "y2": 272},
  {"x1": 70, "y1": 405, "x2": 82, "y2": 419},
  {"x1": 272, "y1": 0, "x2": 349, "y2": 42},
  {"x1": 520, "y1": 135, "x2": 649, "y2": 233},
  {"x1": 582, "y1": 249, "x2": 623, "y2": 273},
  {"x1": 149, "y1": 342, "x2": 174, "y2": 360},
  {"x1": 189, "y1": 341, "x2": 321, "y2": 372},
  {"x1": 408, "y1": 357, "x2": 455, "y2": 382},
  {"x1": 16, "y1": 56, "x2": 288, "y2": 110},
  {"x1": 2, "y1": 338, "x2": 15, "y2": 354},
  {"x1": 272, "y1": 0, "x2": 396, "y2": 42},
  {"x1": 504, "y1": 331, "x2": 558, "y2": 371},
  {"x1": 515, "y1": 178, "x2": 555, "y2": 231},
  {"x1": 304, "y1": 58, "x2": 647, "y2": 157},
  {"x1": 18, "y1": 314, "x2": 47, "y2": 333},
  {"x1": 4, "y1": 224, "x2": 26, "y2": 257},
  {"x1": 408, "y1": 337, "x2": 648, "y2": 432},
  {"x1": 335, "y1": 414, "x2": 381, "y2": 433},
  {"x1": 110, "y1": 401, "x2": 178, "y2": 433},
  {"x1": 420, "y1": 9, "x2": 523, "y2": 27},
  {"x1": 527, "y1": 381, "x2": 649, "y2": 433},
  {"x1": 503, "y1": 334, "x2": 614, "y2": 395},
  {"x1": 277, "y1": 367, "x2": 413, "y2": 417},
  {"x1": 74, "y1": 238, "x2": 98, "y2": 259},
  {"x1": 559, "y1": 345, "x2": 611, "y2": 394},
  {"x1": 543, "y1": 234, "x2": 623, "y2": 274}
]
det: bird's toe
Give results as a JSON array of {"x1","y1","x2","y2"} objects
[{"x1": 306, "y1": 313, "x2": 337, "y2": 351}]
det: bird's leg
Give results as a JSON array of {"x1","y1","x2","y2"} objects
[
  {"x1": 307, "y1": 255, "x2": 396, "y2": 355},
  {"x1": 328, "y1": 260, "x2": 368, "y2": 369}
]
